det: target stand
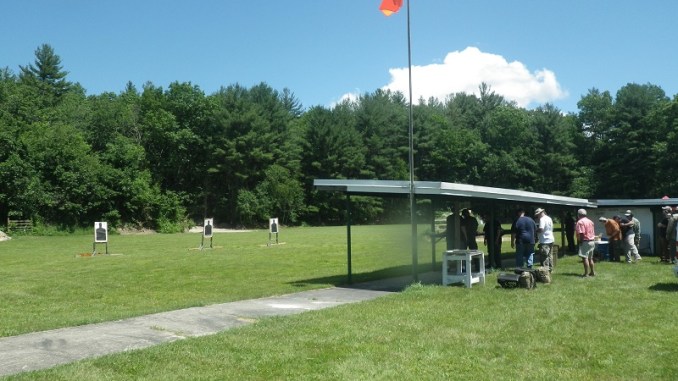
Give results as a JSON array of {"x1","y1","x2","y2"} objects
[
  {"x1": 199, "y1": 234, "x2": 213, "y2": 251},
  {"x1": 92, "y1": 241, "x2": 109, "y2": 256},
  {"x1": 267, "y1": 232, "x2": 280, "y2": 247}
]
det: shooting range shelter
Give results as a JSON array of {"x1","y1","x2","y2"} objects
[
  {"x1": 591, "y1": 198, "x2": 678, "y2": 256},
  {"x1": 314, "y1": 179, "x2": 597, "y2": 283}
]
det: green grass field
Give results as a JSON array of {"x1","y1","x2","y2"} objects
[
  {"x1": 2, "y1": 226, "x2": 678, "y2": 380},
  {"x1": 0, "y1": 225, "x2": 427, "y2": 337}
]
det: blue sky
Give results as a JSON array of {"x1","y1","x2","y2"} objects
[{"x1": 2, "y1": 0, "x2": 676, "y2": 114}]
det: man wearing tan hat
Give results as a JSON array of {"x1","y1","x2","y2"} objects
[{"x1": 535, "y1": 208, "x2": 554, "y2": 272}]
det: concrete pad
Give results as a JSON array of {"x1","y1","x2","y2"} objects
[{"x1": 0, "y1": 272, "x2": 442, "y2": 377}]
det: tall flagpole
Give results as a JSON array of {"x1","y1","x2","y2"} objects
[
  {"x1": 406, "y1": 0, "x2": 417, "y2": 282},
  {"x1": 379, "y1": 0, "x2": 417, "y2": 281}
]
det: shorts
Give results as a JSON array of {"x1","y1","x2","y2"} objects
[{"x1": 578, "y1": 241, "x2": 595, "y2": 259}]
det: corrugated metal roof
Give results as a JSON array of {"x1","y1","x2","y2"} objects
[
  {"x1": 596, "y1": 199, "x2": 678, "y2": 207},
  {"x1": 314, "y1": 179, "x2": 597, "y2": 208}
]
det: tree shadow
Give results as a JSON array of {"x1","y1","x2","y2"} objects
[
  {"x1": 648, "y1": 282, "x2": 678, "y2": 292},
  {"x1": 287, "y1": 264, "x2": 443, "y2": 292}
]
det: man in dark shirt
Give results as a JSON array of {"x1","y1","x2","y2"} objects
[
  {"x1": 657, "y1": 206, "x2": 671, "y2": 262},
  {"x1": 565, "y1": 212, "x2": 576, "y2": 253},
  {"x1": 460, "y1": 208, "x2": 479, "y2": 250},
  {"x1": 511, "y1": 208, "x2": 536, "y2": 268},
  {"x1": 482, "y1": 213, "x2": 503, "y2": 270}
]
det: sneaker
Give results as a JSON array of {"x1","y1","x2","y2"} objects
[{"x1": 635, "y1": 256, "x2": 642, "y2": 261}]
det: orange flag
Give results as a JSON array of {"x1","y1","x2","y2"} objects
[{"x1": 379, "y1": 0, "x2": 403, "y2": 16}]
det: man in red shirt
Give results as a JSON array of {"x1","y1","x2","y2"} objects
[{"x1": 576, "y1": 209, "x2": 596, "y2": 277}]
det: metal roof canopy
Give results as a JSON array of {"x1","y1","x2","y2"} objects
[
  {"x1": 315, "y1": 179, "x2": 597, "y2": 207},
  {"x1": 314, "y1": 179, "x2": 596, "y2": 283},
  {"x1": 595, "y1": 198, "x2": 678, "y2": 207}
]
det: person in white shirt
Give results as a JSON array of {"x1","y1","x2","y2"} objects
[{"x1": 535, "y1": 208, "x2": 555, "y2": 272}]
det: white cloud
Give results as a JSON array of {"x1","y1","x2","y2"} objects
[{"x1": 370, "y1": 46, "x2": 568, "y2": 108}]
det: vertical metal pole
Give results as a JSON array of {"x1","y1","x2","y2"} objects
[
  {"x1": 346, "y1": 193, "x2": 353, "y2": 284},
  {"x1": 406, "y1": 0, "x2": 418, "y2": 282},
  {"x1": 489, "y1": 202, "x2": 497, "y2": 269},
  {"x1": 431, "y1": 199, "x2": 437, "y2": 270}
]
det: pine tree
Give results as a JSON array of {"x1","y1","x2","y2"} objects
[{"x1": 19, "y1": 44, "x2": 72, "y2": 102}]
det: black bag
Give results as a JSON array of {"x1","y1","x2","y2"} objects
[
  {"x1": 498, "y1": 270, "x2": 536, "y2": 289},
  {"x1": 497, "y1": 273, "x2": 520, "y2": 288}
]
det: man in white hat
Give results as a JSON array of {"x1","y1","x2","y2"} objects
[{"x1": 535, "y1": 208, "x2": 554, "y2": 272}]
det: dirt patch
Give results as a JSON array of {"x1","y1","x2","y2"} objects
[
  {"x1": 116, "y1": 227, "x2": 157, "y2": 235},
  {"x1": 187, "y1": 227, "x2": 252, "y2": 233}
]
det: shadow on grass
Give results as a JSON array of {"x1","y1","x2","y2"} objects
[
  {"x1": 288, "y1": 264, "x2": 443, "y2": 292},
  {"x1": 648, "y1": 282, "x2": 678, "y2": 292},
  {"x1": 557, "y1": 272, "x2": 589, "y2": 278}
]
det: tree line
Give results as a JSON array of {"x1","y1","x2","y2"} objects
[{"x1": 2, "y1": 44, "x2": 678, "y2": 231}]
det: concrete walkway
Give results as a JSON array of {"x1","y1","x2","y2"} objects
[{"x1": 0, "y1": 271, "x2": 442, "y2": 377}]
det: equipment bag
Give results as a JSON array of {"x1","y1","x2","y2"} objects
[
  {"x1": 534, "y1": 267, "x2": 551, "y2": 284},
  {"x1": 514, "y1": 267, "x2": 550, "y2": 284},
  {"x1": 497, "y1": 273, "x2": 520, "y2": 288},
  {"x1": 518, "y1": 271, "x2": 535, "y2": 289}
]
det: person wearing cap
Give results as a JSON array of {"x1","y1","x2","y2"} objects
[
  {"x1": 576, "y1": 208, "x2": 596, "y2": 277},
  {"x1": 599, "y1": 216, "x2": 622, "y2": 262},
  {"x1": 534, "y1": 208, "x2": 554, "y2": 272},
  {"x1": 510, "y1": 208, "x2": 536, "y2": 268},
  {"x1": 624, "y1": 210, "x2": 641, "y2": 251},
  {"x1": 657, "y1": 207, "x2": 672, "y2": 262},
  {"x1": 666, "y1": 206, "x2": 678, "y2": 264},
  {"x1": 618, "y1": 213, "x2": 641, "y2": 263}
]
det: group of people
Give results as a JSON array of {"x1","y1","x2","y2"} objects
[
  {"x1": 510, "y1": 207, "x2": 554, "y2": 273},
  {"x1": 439, "y1": 205, "x2": 676, "y2": 277},
  {"x1": 438, "y1": 206, "x2": 554, "y2": 273},
  {"x1": 597, "y1": 210, "x2": 642, "y2": 263},
  {"x1": 572, "y1": 208, "x2": 646, "y2": 277},
  {"x1": 438, "y1": 208, "x2": 503, "y2": 270}
]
